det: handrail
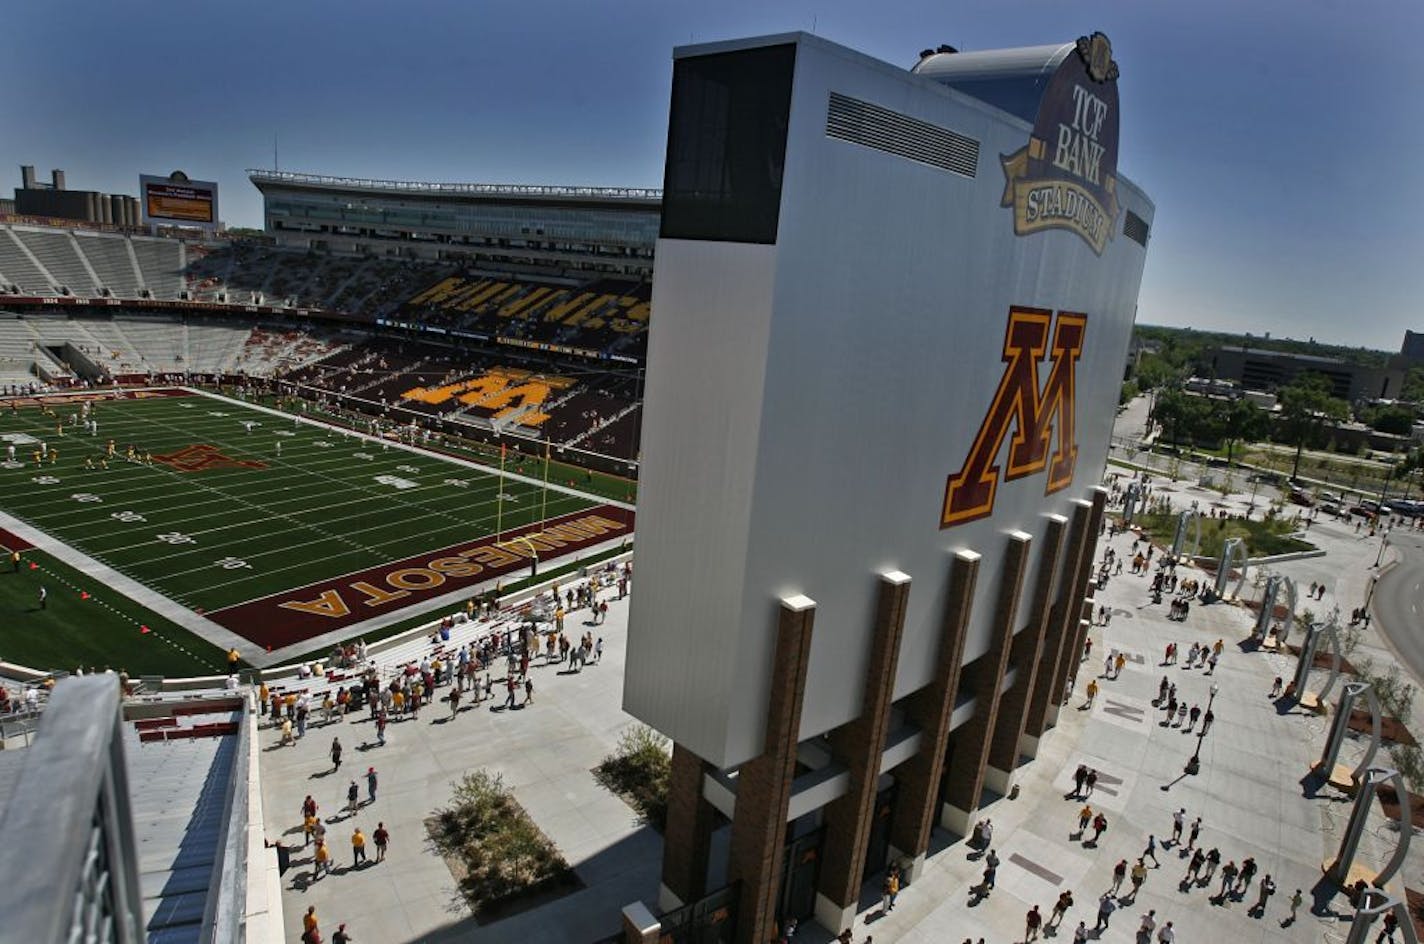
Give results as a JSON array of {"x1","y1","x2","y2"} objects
[
  {"x1": 247, "y1": 169, "x2": 663, "y2": 202},
  {"x1": 0, "y1": 676, "x2": 145, "y2": 944}
]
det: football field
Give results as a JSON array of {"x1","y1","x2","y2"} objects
[{"x1": 0, "y1": 389, "x2": 633, "y2": 652}]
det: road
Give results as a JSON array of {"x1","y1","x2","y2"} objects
[{"x1": 1371, "y1": 527, "x2": 1424, "y2": 683}]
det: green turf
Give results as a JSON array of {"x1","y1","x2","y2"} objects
[
  {"x1": 0, "y1": 391, "x2": 605, "y2": 615},
  {"x1": 249, "y1": 391, "x2": 639, "y2": 504},
  {"x1": 0, "y1": 543, "x2": 233, "y2": 676}
]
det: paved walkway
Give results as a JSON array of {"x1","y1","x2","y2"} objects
[
  {"x1": 257, "y1": 572, "x2": 661, "y2": 943},
  {"x1": 257, "y1": 456, "x2": 1417, "y2": 944}
]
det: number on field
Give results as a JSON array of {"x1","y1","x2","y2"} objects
[
  {"x1": 157, "y1": 532, "x2": 196, "y2": 545},
  {"x1": 313, "y1": 440, "x2": 334, "y2": 448},
  {"x1": 178, "y1": 403, "x2": 194, "y2": 409},
  {"x1": 1, "y1": 460, "x2": 22, "y2": 470},
  {"x1": 215, "y1": 556, "x2": 251, "y2": 570},
  {"x1": 71, "y1": 492, "x2": 102, "y2": 503},
  {"x1": 396, "y1": 464, "x2": 420, "y2": 474},
  {"x1": 275, "y1": 430, "x2": 296, "y2": 437},
  {"x1": 374, "y1": 474, "x2": 418, "y2": 490},
  {"x1": 353, "y1": 452, "x2": 373, "y2": 461},
  {"x1": 207, "y1": 411, "x2": 228, "y2": 417},
  {"x1": 497, "y1": 492, "x2": 518, "y2": 502},
  {"x1": 32, "y1": 475, "x2": 60, "y2": 485},
  {"x1": 111, "y1": 510, "x2": 146, "y2": 523},
  {"x1": 444, "y1": 478, "x2": 469, "y2": 488}
]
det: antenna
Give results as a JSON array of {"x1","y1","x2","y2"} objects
[
  {"x1": 274, "y1": 131, "x2": 279, "y2": 172},
  {"x1": 812, "y1": 13, "x2": 818, "y2": 34}
]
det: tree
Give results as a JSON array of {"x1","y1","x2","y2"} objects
[
  {"x1": 1278, "y1": 373, "x2": 1350, "y2": 481},
  {"x1": 1214, "y1": 397, "x2": 1268, "y2": 465}
]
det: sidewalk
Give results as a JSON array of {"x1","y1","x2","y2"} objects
[{"x1": 256, "y1": 576, "x2": 661, "y2": 943}]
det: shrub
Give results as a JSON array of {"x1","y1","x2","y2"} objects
[
  {"x1": 595, "y1": 723, "x2": 671, "y2": 830},
  {"x1": 1390, "y1": 745, "x2": 1424, "y2": 795},
  {"x1": 429, "y1": 770, "x2": 576, "y2": 916}
]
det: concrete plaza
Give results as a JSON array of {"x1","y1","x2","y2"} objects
[{"x1": 255, "y1": 458, "x2": 1416, "y2": 943}]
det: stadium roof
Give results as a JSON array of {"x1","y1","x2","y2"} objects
[{"x1": 248, "y1": 169, "x2": 662, "y2": 206}]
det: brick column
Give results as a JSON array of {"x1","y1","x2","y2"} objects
[
  {"x1": 888, "y1": 551, "x2": 979, "y2": 880},
  {"x1": 985, "y1": 514, "x2": 1067, "y2": 790},
  {"x1": 1023, "y1": 499, "x2": 1096, "y2": 748},
  {"x1": 660, "y1": 742, "x2": 717, "y2": 910},
  {"x1": 1050, "y1": 488, "x2": 1108, "y2": 709},
  {"x1": 813, "y1": 572, "x2": 911, "y2": 932},
  {"x1": 940, "y1": 530, "x2": 1032, "y2": 837},
  {"x1": 728, "y1": 596, "x2": 815, "y2": 944}
]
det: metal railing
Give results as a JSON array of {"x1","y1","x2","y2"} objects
[
  {"x1": 0, "y1": 676, "x2": 145, "y2": 944},
  {"x1": 247, "y1": 169, "x2": 663, "y2": 202}
]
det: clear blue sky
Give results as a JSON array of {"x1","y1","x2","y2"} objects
[{"x1": 3, "y1": 0, "x2": 1422, "y2": 350}]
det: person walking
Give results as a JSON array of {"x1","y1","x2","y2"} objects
[
  {"x1": 1091, "y1": 812, "x2": 1108, "y2": 844},
  {"x1": 1049, "y1": 890, "x2": 1074, "y2": 928},
  {"x1": 1238, "y1": 857, "x2": 1258, "y2": 894},
  {"x1": 330, "y1": 737, "x2": 342, "y2": 771},
  {"x1": 1187, "y1": 704, "x2": 1202, "y2": 733},
  {"x1": 1072, "y1": 764, "x2": 1088, "y2": 798},
  {"x1": 1254, "y1": 874, "x2": 1276, "y2": 917},
  {"x1": 1130, "y1": 859, "x2": 1148, "y2": 897},
  {"x1": 1157, "y1": 921, "x2": 1176, "y2": 943},
  {"x1": 332, "y1": 924, "x2": 352, "y2": 944},
  {"x1": 984, "y1": 848, "x2": 1000, "y2": 888},
  {"x1": 1095, "y1": 894, "x2": 1116, "y2": 931},
  {"x1": 1077, "y1": 803, "x2": 1093, "y2": 836},
  {"x1": 523, "y1": 677, "x2": 533, "y2": 706},
  {"x1": 1187, "y1": 817, "x2": 1201, "y2": 850},
  {"x1": 504, "y1": 676, "x2": 517, "y2": 709},
  {"x1": 1143, "y1": 834, "x2": 1160, "y2": 866},
  {"x1": 1203, "y1": 847, "x2": 1221, "y2": 880},
  {"x1": 1073, "y1": 921, "x2": 1089, "y2": 944},
  {"x1": 1202, "y1": 708, "x2": 1215, "y2": 735},
  {"x1": 351, "y1": 826, "x2": 367, "y2": 867},
  {"x1": 1185, "y1": 848, "x2": 1205, "y2": 883},
  {"x1": 313, "y1": 838, "x2": 331, "y2": 879},
  {"x1": 1286, "y1": 888, "x2": 1303, "y2": 925},
  {"x1": 1084, "y1": 769, "x2": 1098, "y2": 797},
  {"x1": 1377, "y1": 909, "x2": 1399, "y2": 942},
  {"x1": 375, "y1": 711, "x2": 387, "y2": 746},
  {"x1": 346, "y1": 779, "x2": 359, "y2": 816},
  {"x1": 373, "y1": 822, "x2": 389, "y2": 862},
  {"x1": 1171, "y1": 809, "x2": 1185, "y2": 844},
  {"x1": 1111, "y1": 859, "x2": 1127, "y2": 894},
  {"x1": 1025, "y1": 904, "x2": 1043, "y2": 941},
  {"x1": 1083, "y1": 679, "x2": 1099, "y2": 709},
  {"x1": 365, "y1": 766, "x2": 377, "y2": 804},
  {"x1": 886, "y1": 867, "x2": 900, "y2": 911},
  {"x1": 1139, "y1": 909, "x2": 1156, "y2": 936},
  {"x1": 1219, "y1": 860, "x2": 1239, "y2": 898}
]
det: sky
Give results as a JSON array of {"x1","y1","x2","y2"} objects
[{"x1": 2, "y1": 0, "x2": 1422, "y2": 351}]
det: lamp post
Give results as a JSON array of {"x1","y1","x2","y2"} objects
[
  {"x1": 1184, "y1": 683, "x2": 1221, "y2": 776},
  {"x1": 1373, "y1": 532, "x2": 1390, "y2": 569}
]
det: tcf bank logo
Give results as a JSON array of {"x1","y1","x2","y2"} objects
[
  {"x1": 1000, "y1": 32, "x2": 1121, "y2": 254},
  {"x1": 941, "y1": 308, "x2": 1085, "y2": 528}
]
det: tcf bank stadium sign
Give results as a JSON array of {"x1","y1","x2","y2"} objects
[{"x1": 1000, "y1": 32, "x2": 1121, "y2": 254}]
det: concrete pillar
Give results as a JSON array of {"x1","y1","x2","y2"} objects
[
  {"x1": 1025, "y1": 499, "x2": 1094, "y2": 748},
  {"x1": 660, "y1": 742, "x2": 717, "y2": 911},
  {"x1": 814, "y1": 572, "x2": 911, "y2": 933},
  {"x1": 621, "y1": 902, "x2": 660, "y2": 944},
  {"x1": 1049, "y1": 489, "x2": 1107, "y2": 710},
  {"x1": 987, "y1": 515, "x2": 1067, "y2": 783},
  {"x1": 886, "y1": 550, "x2": 979, "y2": 877},
  {"x1": 940, "y1": 530, "x2": 1032, "y2": 836},
  {"x1": 727, "y1": 596, "x2": 816, "y2": 944}
]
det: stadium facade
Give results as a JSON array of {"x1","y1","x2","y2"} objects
[
  {"x1": 625, "y1": 31, "x2": 1153, "y2": 942},
  {"x1": 248, "y1": 169, "x2": 660, "y2": 280}
]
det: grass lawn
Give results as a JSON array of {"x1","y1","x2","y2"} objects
[
  {"x1": 1134, "y1": 510, "x2": 1315, "y2": 559},
  {"x1": 0, "y1": 543, "x2": 233, "y2": 676}
]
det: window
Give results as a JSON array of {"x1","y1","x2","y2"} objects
[{"x1": 660, "y1": 43, "x2": 796, "y2": 244}]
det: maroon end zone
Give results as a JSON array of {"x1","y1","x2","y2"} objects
[
  {"x1": 0, "y1": 528, "x2": 35, "y2": 551},
  {"x1": 208, "y1": 505, "x2": 634, "y2": 649}
]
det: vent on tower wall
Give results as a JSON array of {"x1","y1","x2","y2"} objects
[
  {"x1": 825, "y1": 92, "x2": 979, "y2": 178},
  {"x1": 1123, "y1": 210, "x2": 1150, "y2": 247}
]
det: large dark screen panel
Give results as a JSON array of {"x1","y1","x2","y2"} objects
[{"x1": 660, "y1": 44, "x2": 796, "y2": 244}]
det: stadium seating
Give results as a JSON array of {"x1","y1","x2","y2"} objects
[
  {"x1": 75, "y1": 231, "x2": 144, "y2": 297},
  {"x1": 11, "y1": 228, "x2": 98, "y2": 295},
  {"x1": 396, "y1": 273, "x2": 651, "y2": 359}
]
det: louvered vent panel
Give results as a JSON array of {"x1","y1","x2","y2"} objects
[
  {"x1": 1123, "y1": 210, "x2": 1150, "y2": 247},
  {"x1": 826, "y1": 92, "x2": 978, "y2": 178}
]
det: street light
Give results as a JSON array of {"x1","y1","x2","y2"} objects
[
  {"x1": 1374, "y1": 532, "x2": 1390, "y2": 569},
  {"x1": 1184, "y1": 683, "x2": 1221, "y2": 776}
]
